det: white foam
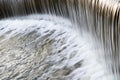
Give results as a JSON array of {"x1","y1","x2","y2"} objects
[{"x1": 0, "y1": 14, "x2": 113, "y2": 80}]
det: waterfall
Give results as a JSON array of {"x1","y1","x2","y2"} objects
[{"x1": 0, "y1": 0, "x2": 119, "y2": 80}]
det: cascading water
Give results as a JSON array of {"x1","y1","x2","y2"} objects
[{"x1": 0, "y1": 0, "x2": 120, "y2": 80}]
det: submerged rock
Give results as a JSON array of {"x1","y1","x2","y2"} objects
[{"x1": 0, "y1": 15, "x2": 112, "y2": 80}]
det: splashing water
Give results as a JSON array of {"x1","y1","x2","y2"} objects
[
  {"x1": 0, "y1": 0, "x2": 120, "y2": 80},
  {"x1": 0, "y1": 14, "x2": 111, "y2": 80}
]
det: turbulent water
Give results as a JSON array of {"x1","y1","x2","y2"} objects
[
  {"x1": 0, "y1": 14, "x2": 111, "y2": 80},
  {"x1": 0, "y1": 0, "x2": 120, "y2": 80}
]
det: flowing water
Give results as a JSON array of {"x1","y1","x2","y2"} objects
[{"x1": 0, "y1": 0, "x2": 120, "y2": 80}]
